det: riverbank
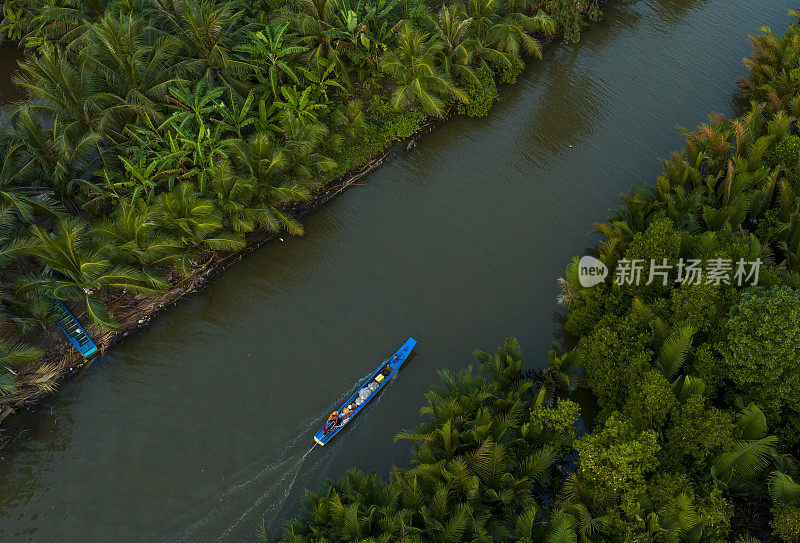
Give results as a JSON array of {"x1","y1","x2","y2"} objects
[
  {"x1": 0, "y1": 1, "x2": 604, "y2": 438},
  {"x1": 264, "y1": 9, "x2": 800, "y2": 541},
  {"x1": 1, "y1": 142, "x2": 396, "y2": 426},
  {"x1": 0, "y1": 87, "x2": 486, "y2": 430},
  {"x1": 2, "y1": 0, "x2": 787, "y2": 539}
]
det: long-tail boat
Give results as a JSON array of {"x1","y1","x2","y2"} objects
[{"x1": 313, "y1": 337, "x2": 417, "y2": 446}]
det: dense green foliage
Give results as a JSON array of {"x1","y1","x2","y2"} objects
[
  {"x1": 0, "y1": 0, "x2": 598, "y2": 399},
  {"x1": 457, "y1": 68, "x2": 498, "y2": 117},
  {"x1": 268, "y1": 10, "x2": 800, "y2": 542},
  {"x1": 261, "y1": 339, "x2": 582, "y2": 542},
  {"x1": 722, "y1": 287, "x2": 800, "y2": 444},
  {"x1": 551, "y1": 12, "x2": 800, "y2": 539}
]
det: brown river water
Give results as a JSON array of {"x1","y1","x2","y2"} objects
[{"x1": 0, "y1": 2, "x2": 795, "y2": 541}]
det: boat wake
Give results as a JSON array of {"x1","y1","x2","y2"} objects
[
  {"x1": 170, "y1": 373, "x2": 369, "y2": 543},
  {"x1": 252, "y1": 384, "x2": 392, "y2": 538},
  {"x1": 219, "y1": 443, "x2": 318, "y2": 540}
]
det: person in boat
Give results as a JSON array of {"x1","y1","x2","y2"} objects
[
  {"x1": 323, "y1": 411, "x2": 339, "y2": 433},
  {"x1": 341, "y1": 406, "x2": 352, "y2": 421}
]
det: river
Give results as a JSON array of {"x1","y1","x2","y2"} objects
[
  {"x1": 0, "y1": 1, "x2": 793, "y2": 541},
  {"x1": 0, "y1": 42, "x2": 23, "y2": 119}
]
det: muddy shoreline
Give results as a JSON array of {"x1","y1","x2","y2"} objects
[
  {"x1": 0, "y1": 118, "x2": 441, "y2": 444},
  {"x1": 0, "y1": 4, "x2": 603, "y2": 445}
]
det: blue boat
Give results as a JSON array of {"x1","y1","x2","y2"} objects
[
  {"x1": 314, "y1": 337, "x2": 417, "y2": 446},
  {"x1": 52, "y1": 298, "x2": 97, "y2": 357}
]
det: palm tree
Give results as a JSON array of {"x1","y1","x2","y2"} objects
[
  {"x1": 429, "y1": 5, "x2": 478, "y2": 86},
  {"x1": 79, "y1": 13, "x2": 186, "y2": 138},
  {"x1": 209, "y1": 158, "x2": 293, "y2": 234},
  {"x1": 10, "y1": 106, "x2": 101, "y2": 203},
  {"x1": 742, "y1": 12, "x2": 800, "y2": 115},
  {"x1": 331, "y1": 99, "x2": 368, "y2": 141},
  {"x1": 292, "y1": 0, "x2": 340, "y2": 65},
  {"x1": 380, "y1": 22, "x2": 468, "y2": 117},
  {"x1": 466, "y1": 0, "x2": 503, "y2": 40},
  {"x1": 92, "y1": 204, "x2": 181, "y2": 275},
  {"x1": 168, "y1": 0, "x2": 255, "y2": 88},
  {"x1": 464, "y1": 0, "x2": 551, "y2": 70},
  {"x1": 537, "y1": 348, "x2": 579, "y2": 403},
  {"x1": 0, "y1": 203, "x2": 41, "y2": 333},
  {"x1": 711, "y1": 403, "x2": 779, "y2": 492},
  {"x1": 0, "y1": 371, "x2": 18, "y2": 396},
  {"x1": 652, "y1": 324, "x2": 695, "y2": 379},
  {"x1": 154, "y1": 182, "x2": 245, "y2": 275},
  {"x1": 232, "y1": 133, "x2": 311, "y2": 235},
  {"x1": 548, "y1": 502, "x2": 610, "y2": 542},
  {"x1": 467, "y1": 31, "x2": 516, "y2": 76},
  {"x1": 0, "y1": 203, "x2": 30, "y2": 269},
  {"x1": 16, "y1": 218, "x2": 167, "y2": 328},
  {"x1": 0, "y1": 332, "x2": 40, "y2": 398},
  {"x1": 0, "y1": 132, "x2": 62, "y2": 226},
  {"x1": 280, "y1": 116, "x2": 338, "y2": 182},
  {"x1": 12, "y1": 43, "x2": 100, "y2": 140},
  {"x1": 234, "y1": 132, "x2": 288, "y2": 187},
  {"x1": 487, "y1": 14, "x2": 548, "y2": 60},
  {"x1": 769, "y1": 469, "x2": 800, "y2": 507},
  {"x1": 15, "y1": 0, "x2": 100, "y2": 47},
  {"x1": 0, "y1": 340, "x2": 43, "y2": 369}
]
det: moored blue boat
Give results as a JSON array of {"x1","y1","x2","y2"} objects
[
  {"x1": 313, "y1": 337, "x2": 417, "y2": 446},
  {"x1": 52, "y1": 298, "x2": 97, "y2": 357}
]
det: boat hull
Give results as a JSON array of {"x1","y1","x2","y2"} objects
[
  {"x1": 313, "y1": 337, "x2": 416, "y2": 446},
  {"x1": 52, "y1": 298, "x2": 97, "y2": 357}
]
